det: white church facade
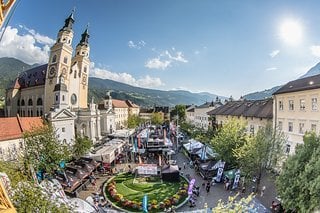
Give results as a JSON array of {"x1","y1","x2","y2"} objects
[{"x1": 5, "y1": 12, "x2": 116, "y2": 144}]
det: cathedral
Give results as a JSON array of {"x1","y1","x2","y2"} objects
[{"x1": 5, "y1": 12, "x2": 116, "y2": 144}]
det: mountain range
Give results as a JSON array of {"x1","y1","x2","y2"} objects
[
  {"x1": 244, "y1": 62, "x2": 320, "y2": 100},
  {"x1": 0, "y1": 57, "x2": 225, "y2": 107}
]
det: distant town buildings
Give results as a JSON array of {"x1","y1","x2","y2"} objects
[{"x1": 186, "y1": 100, "x2": 222, "y2": 130}]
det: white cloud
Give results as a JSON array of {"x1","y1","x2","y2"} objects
[
  {"x1": 128, "y1": 40, "x2": 146, "y2": 49},
  {"x1": 145, "y1": 58, "x2": 171, "y2": 70},
  {"x1": 19, "y1": 25, "x2": 55, "y2": 45},
  {"x1": 145, "y1": 48, "x2": 188, "y2": 70},
  {"x1": 310, "y1": 45, "x2": 320, "y2": 57},
  {"x1": 0, "y1": 26, "x2": 53, "y2": 64},
  {"x1": 90, "y1": 62, "x2": 164, "y2": 88},
  {"x1": 266, "y1": 67, "x2": 278, "y2": 71},
  {"x1": 269, "y1": 50, "x2": 280, "y2": 58},
  {"x1": 194, "y1": 50, "x2": 200, "y2": 55}
]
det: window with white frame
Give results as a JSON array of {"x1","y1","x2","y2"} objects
[
  {"x1": 299, "y1": 123, "x2": 305, "y2": 134},
  {"x1": 288, "y1": 122, "x2": 293, "y2": 132},
  {"x1": 311, "y1": 124, "x2": 317, "y2": 132},
  {"x1": 300, "y1": 99, "x2": 305, "y2": 110},
  {"x1": 278, "y1": 121, "x2": 283, "y2": 130},
  {"x1": 312, "y1": 98, "x2": 318, "y2": 111},
  {"x1": 279, "y1": 100, "x2": 284, "y2": 110},
  {"x1": 289, "y1": 100, "x2": 294, "y2": 110}
]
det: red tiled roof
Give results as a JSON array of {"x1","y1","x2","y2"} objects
[
  {"x1": 112, "y1": 99, "x2": 129, "y2": 108},
  {"x1": 0, "y1": 116, "x2": 43, "y2": 142}
]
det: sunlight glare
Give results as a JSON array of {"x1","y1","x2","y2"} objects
[{"x1": 279, "y1": 19, "x2": 303, "y2": 45}]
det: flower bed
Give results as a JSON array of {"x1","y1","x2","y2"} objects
[{"x1": 105, "y1": 173, "x2": 188, "y2": 212}]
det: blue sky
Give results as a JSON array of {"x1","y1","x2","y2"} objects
[{"x1": 2, "y1": 0, "x2": 320, "y2": 98}]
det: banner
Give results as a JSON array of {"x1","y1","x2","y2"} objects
[
  {"x1": 200, "y1": 145, "x2": 207, "y2": 160},
  {"x1": 143, "y1": 194, "x2": 148, "y2": 212},
  {"x1": 232, "y1": 169, "x2": 241, "y2": 190},
  {"x1": 215, "y1": 161, "x2": 225, "y2": 183},
  {"x1": 188, "y1": 178, "x2": 196, "y2": 195}
]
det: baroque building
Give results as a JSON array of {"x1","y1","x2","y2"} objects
[{"x1": 4, "y1": 12, "x2": 114, "y2": 144}]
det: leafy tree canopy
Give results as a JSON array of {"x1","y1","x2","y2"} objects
[
  {"x1": 210, "y1": 118, "x2": 247, "y2": 166},
  {"x1": 23, "y1": 124, "x2": 72, "y2": 175},
  {"x1": 127, "y1": 114, "x2": 142, "y2": 128},
  {"x1": 276, "y1": 132, "x2": 320, "y2": 212},
  {"x1": 234, "y1": 122, "x2": 286, "y2": 179},
  {"x1": 72, "y1": 135, "x2": 93, "y2": 159},
  {"x1": 151, "y1": 112, "x2": 164, "y2": 125},
  {"x1": 170, "y1": 104, "x2": 186, "y2": 122}
]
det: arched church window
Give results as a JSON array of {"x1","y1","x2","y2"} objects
[
  {"x1": 55, "y1": 95, "x2": 59, "y2": 102},
  {"x1": 21, "y1": 99, "x2": 25, "y2": 106},
  {"x1": 37, "y1": 98, "x2": 43, "y2": 106},
  {"x1": 71, "y1": 94, "x2": 77, "y2": 105},
  {"x1": 63, "y1": 56, "x2": 68, "y2": 64},
  {"x1": 74, "y1": 70, "x2": 77, "y2": 79},
  {"x1": 52, "y1": 55, "x2": 57, "y2": 63},
  {"x1": 28, "y1": 99, "x2": 33, "y2": 106},
  {"x1": 62, "y1": 95, "x2": 65, "y2": 101},
  {"x1": 17, "y1": 99, "x2": 20, "y2": 106},
  {"x1": 84, "y1": 66, "x2": 87, "y2": 73}
]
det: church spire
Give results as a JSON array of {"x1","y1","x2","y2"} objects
[
  {"x1": 79, "y1": 24, "x2": 90, "y2": 45},
  {"x1": 60, "y1": 9, "x2": 75, "y2": 31}
]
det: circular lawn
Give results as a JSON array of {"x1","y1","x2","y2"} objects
[{"x1": 105, "y1": 173, "x2": 189, "y2": 212}]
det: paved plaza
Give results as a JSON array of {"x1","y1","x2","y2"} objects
[{"x1": 78, "y1": 144, "x2": 277, "y2": 212}]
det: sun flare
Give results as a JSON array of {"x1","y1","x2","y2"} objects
[{"x1": 279, "y1": 19, "x2": 303, "y2": 45}]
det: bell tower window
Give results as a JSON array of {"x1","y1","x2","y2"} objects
[
  {"x1": 52, "y1": 55, "x2": 57, "y2": 63},
  {"x1": 63, "y1": 56, "x2": 68, "y2": 64}
]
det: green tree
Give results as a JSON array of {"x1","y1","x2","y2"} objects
[
  {"x1": 276, "y1": 132, "x2": 320, "y2": 212},
  {"x1": 12, "y1": 181, "x2": 70, "y2": 213},
  {"x1": 127, "y1": 114, "x2": 142, "y2": 128},
  {"x1": 0, "y1": 160, "x2": 71, "y2": 212},
  {"x1": 23, "y1": 124, "x2": 72, "y2": 175},
  {"x1": 170, "y1": 104, "x2": 186, "y2": 122},
  {"x1": 210, "y1": 118, "x2": 247, "y2": 166},
  {"x1": 151, "y1": 112, "x2": 164, "y2": 125},
  {"x1": 234, "y1": 123, "x2": 286, "y2": 189},
  {"x1": 72, "y1": 135, "x2": 93, "y2": 159},
  {"x1": 211, "y1": 194, "x2": 254, "y2": 212}
]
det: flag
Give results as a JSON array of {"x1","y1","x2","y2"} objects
[
  {"x1": 142, "y1": 194, "x2": 148, "y2": 212},
  {"x1": 232, "y1": 169, "x2": 241, "y2": 190},
  {"x1": 200, "y1": 145, "x2": 207, "y2": 160},
  {"x1": 134, "y1": 138, "x2": 138, "y2": 152}
]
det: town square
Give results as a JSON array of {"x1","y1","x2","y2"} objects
[{"x1": 0, "y1": 1, "x2": 320, "y2": 212}]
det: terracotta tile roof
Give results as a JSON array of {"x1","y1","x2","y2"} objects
[
  {"x1": 0, "y1": 116, "x2": 43, "y2": 142},
  {"x1": 112, "y1": 99, "x2": 129, "y2": 108},
  {"x1": 273, "y1": 74, "x2": 320, "y2": 95}
]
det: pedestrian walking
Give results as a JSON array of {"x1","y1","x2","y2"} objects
[
  {"x1": 183, "y1": 162, "x2": 186, "y2": 169},
  {"x1": 241, "y1": 186, "x2": 246, "y2": 195},
  {"x1": 206, "y1": 182, "x2": 211, "y2": 193},
  {"x1": 260, "y1": 185, "x2": 266, "y2": 197}
]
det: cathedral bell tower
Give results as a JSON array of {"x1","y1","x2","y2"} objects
[
  {"x1": 69, "y1": 26, "x2": 90, "y2": 109},
  {"x1": 44, "y1": 11, "x2": 75, "y2": 113},
  {"x1": 53, "y1": 75, "x2": 69, "y2": 109}
]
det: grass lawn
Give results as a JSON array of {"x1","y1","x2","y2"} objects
[{"x1": 106, "y1": 173, "x2": 188, "y2": 212}]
